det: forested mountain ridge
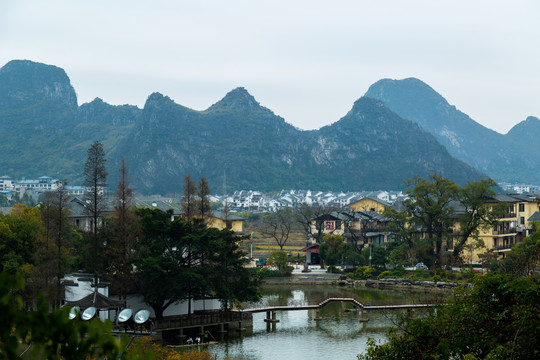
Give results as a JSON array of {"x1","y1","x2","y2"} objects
[
  {"x1": 0, "y1": 60, "x2": 488, "y2": 194},
  {"x1": 365, "y1": 78, "x2": 540, "y2": 184}
]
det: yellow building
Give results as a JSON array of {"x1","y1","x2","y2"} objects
[
  {"x1": 207, "y1": 210, "x2": 244, "y2": 233},
  {"x1": 348, "y1": 197, "x2": 392, "y2": 213},
  {"x1": 455, "y1": 194, "x2": 540, "y2": 263}
]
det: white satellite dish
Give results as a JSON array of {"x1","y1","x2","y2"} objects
[
  {"x1": 68, "y1": 306, "x2": 80, "y2": 320},
  {"x1": 134, "y1": 309, "x2": 150, "y2": 324},
  {"x1": 117, "y1": 308, "x2": 133, "y2": 323},
  {"x1": 81, "y1": 306, "x2": 97, "y2": 321}
]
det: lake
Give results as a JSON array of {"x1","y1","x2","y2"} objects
[{"x1": 207, "y1": 284, "x2": 439, "y2": 360}]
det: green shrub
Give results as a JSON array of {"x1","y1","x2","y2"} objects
[
  {"x1": 377, "y1": 270, "x2": 392, "y2": 279},
  {"x1": 327, "y1": 265, "x2": 343, "y2": 274},
  {"x1": 391, "y1": 267, "x2": 405, "y2": 277},
  {"x1": 432, "y1": 275, "x2": 441, "y2": 283},
  {"x1": 408, "y1": 269, "x2": 431, "y2": 280}
]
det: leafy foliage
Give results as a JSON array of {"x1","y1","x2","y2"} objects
[
  {"x1": 135, "y1": 208, "x2": 260, "y2": 317},
  {"x1": 358, "y1": 274, "x2": 540, "y2": 360},
  {"x1": 0, "y1": 273, "x2": 143, "y2": 360}
]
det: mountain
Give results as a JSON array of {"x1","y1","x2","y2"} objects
[
  {"x1": 0, "y1": 60, "x2": 488, "y2": 194},
  {"x1": 365, "y1": 78, "x2": 540, "y2": 184}
]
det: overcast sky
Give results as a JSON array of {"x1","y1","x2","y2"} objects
[{"x1": 1, "y1": 0, "x2": 539, "y2": 134}]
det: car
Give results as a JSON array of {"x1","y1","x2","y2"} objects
[{"x1": 415, "y1": 262, "x2": 429, "y2": 271}]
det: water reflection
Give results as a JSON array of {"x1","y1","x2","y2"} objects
[{"x1": 210, "y1": 285, "x2": 439, "y2": 360}]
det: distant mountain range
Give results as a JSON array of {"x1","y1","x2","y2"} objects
[
  {"x1": 2, "y1": 60, "x2": 532, "y2": 195},
  {"x1": 365, "y1": 78, "x2": 540, "y2": 184}
]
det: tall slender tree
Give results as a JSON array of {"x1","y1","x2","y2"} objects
[
  {"x1": 38, "y1": 183, "x2": 72, "y2": 307},
  {"x1": 196, "y1": 177, "x2": 213, "y2": 222},
  {"x1": 181, "y1": 174, "x2": 197, "y2": 221},
  {"x1": 103, "y1": 158, "x2": 140, "y2": 301},
  {"x1": 82, "y1": 140, "x2": 108, "y2": 288}
]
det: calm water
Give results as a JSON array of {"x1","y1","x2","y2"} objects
[{"x1": 206, "y1": 285, "x2": 438, "y2": 360}]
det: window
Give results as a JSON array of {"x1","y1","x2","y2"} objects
[
  {"x1": 336, "y1": 221, "x2": 341, "y2": 230},
  {"x1": 519, "y1": 204, "x2": 525, "y2": 212},
  {"x1": 520, "y1": 217, "x2": 525, "y2": 225}
]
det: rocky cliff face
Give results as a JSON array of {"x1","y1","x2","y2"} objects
[
  {"x1": 0, "y1": 60, "x2": 491, "y2": 194},
  {"x1": 0, "y1": 60, "x2": 77, "y2": 109},
  {"x1": 365, "y1": 78, "x2": 540, "y2": 184}
]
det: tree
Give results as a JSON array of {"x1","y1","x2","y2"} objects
[
  {"x1": 261, "y1": 208, "x2": 294, "y2": 250},
  {"x1": 295, "y1": 203, "x2": 340, "y2": 244},
  {"x1": 402, "y1": 174, "x2": 459, "y2": 267},
  {"x1": 181, "y1": 174, "x2": 197, "y2": 221},
  {"x1": 196, "y1": 177, "x2": 213, "y2": 222},
  {"x1": 135, "y1": 208, "x2": 192, "y2": 319},
  {"x1": 359, "y1": 274, "x2": 540, "y2": 360},
  {"x1": 494, "y1": 229, "x2": 540, "y2": 277},
  {"x1": 345, "y1": 211, "x2": 385, "y2": 253},
  {"x1": 102, "y1": 158, "x2": 141, "y2": 301},
  {"x1": 319, "y1": 233, "x2": 345, "y2": 266},
  {"x1": 0, "y1": 204, "x2": 42, "y2": 275},
  {"x1": 82, "y1": 140, "x2": 108, "y2": 286},
  {"x1": 267, "y1": 250, "x2": 289, "y2": 270},
  {"x1": 136, "y1": 207, "x2": 259, "y2": 316},
  {"x1": 205, "y1": 227, "x2": 260, "y2": 310},
  {"x1": 453, "y1": 179, "x2": 500, "y2": 262},
  {"x1": 386, "y1": 242, "x2": 410, "y2": 268},
  {"x1": 0, "y1": 273, "x2": 145, "y2": 360},
  {"x1": 37, "y1": 184, "x2": 73, "y2": 308}
]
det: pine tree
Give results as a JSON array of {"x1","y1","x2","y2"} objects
[{"x1": 82, "y1": 140, "x2": 108, "y2": 288}]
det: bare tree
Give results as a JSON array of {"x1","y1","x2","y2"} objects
[
  {"x1": 103, "y1": 158, "x2": 140, "y2": 301},
  {"x1": 261, "y1": 208, "x2": 294, "y2": 250},
  {"x1": 295, "y1": 203, "x2": 340, "y2": 244}
]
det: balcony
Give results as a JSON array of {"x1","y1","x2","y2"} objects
[
  {"x1": 496, "y1": 212, "x2": 516, "y2": 220},
  {"x1": 492, "y1": 228, "x2": 517, "y2": 235},
  {"x1": 493, "y1": 243, "x2": 517, "y2": 251}
]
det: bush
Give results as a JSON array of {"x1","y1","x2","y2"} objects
[
  {"x1": 408, "y1": 269, "x2": 431, "y2": 280},
  {"x1": 377, "y1": 270, "x2": 392, "y2": 279},
  {"x1": 390, "y1": 267, "x2": 405, "y2": 277},
  {"x1": 432, "y1": 275, "x2": 441, "y2": 283},
  {"x1": 354, "y1": 266, "x2": 377, "y2": 279},
  {"x1": 327, "y1": 265, "x2": 343, "y2": 274}
]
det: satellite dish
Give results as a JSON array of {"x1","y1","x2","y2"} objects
[
  {"x1": 134, "y1": 309, "x2": 150, "y2": 324},
  {"x1": 81, "y1": 306, "x2": 97, "y2": 321},
  {"x1": 117, "y1": 308, "x2": 133, "y2": 323},
  {"x1": 69, "y1": 306, "x2": 80, "y2": 320}
]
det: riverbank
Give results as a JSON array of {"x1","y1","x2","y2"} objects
[{"x1": 261, "y1": 268, "x2": 467, "y2": 292}]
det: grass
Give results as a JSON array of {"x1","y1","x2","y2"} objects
[{"x1": 240, "y1": 228, "x2": 307, "y2": 259}]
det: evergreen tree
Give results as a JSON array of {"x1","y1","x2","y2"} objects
[{"x1": 82, "y1": 140, "x2": 108, "y2": 288}]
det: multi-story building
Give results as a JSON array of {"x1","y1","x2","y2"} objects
[
  {"x1": 0, "y1": 176, "x2": 14, "y2": 193},
  {"x1": 447, "y1": 193, "x2": 540, "y2": 263},
  {"x1": 304, "y1": 209, "x2": 392, "y2": 265}
]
